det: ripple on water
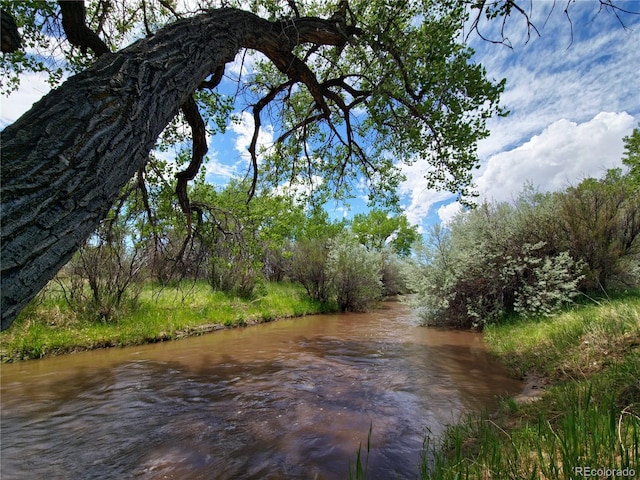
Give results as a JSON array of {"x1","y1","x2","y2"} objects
[{"x1": 0, "y1": 302, "x2": 521, "y2": 479}]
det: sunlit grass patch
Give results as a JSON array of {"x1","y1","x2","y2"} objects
[
  {"x1": 421, "y1": 291, "x2": 640, "y2": 480},
  {"x1": 421, "y1": 354, "x2": 640, "y2": 480},
  {"x1": 484, "y1": 293, "x2": 640, "y2": 379},
  {"x1": 1, "y1": 280, "x2": 329, "y2": 362}
]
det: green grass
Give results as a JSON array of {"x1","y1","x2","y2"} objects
[
  {"x1": 484, "y1": 291, "x2": 640, "y2": 379},
  {"x1": 422, "y1": 356, "x2": 640, "y2": 479},
  {"x1": 0, "y1": 280, "x2": 330, "y2": 362},
  {"x1": 420, "y1": 290, "x2": 640, "y2": 479}
]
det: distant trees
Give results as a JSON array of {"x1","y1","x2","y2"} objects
[
  {"x1": 409, "y1": 138, "x2": 640, "y2": 328},
  {"x1": 559, "y1": 169, "x2": 640, "y2": 291},
  {"x1": 291, "y1": 209, "x2": 343, "y2": 304},
  {"x1": 326, "y1": 234, "x2": 383, "y2": 311},
  {"x1": 291, "y1": 209, "x2": 415, "y2": 311},
  {"x1": 351, "y1": 209, "x2": 419, "y2": 256},
  {"x1": 41, "y1": 172, "x2": 416, "y2": 321}
]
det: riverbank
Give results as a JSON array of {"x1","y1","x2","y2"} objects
[
  {"x1": 0, "y1": 280, "x2": 332, "y2": 362},
  {"x1": 421, "y1": 291, "x2": 640, "y2": 479}
]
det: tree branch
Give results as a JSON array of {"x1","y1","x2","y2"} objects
[
  {"x1": 176, "y1": 95, "x2": 208, "y2": 222},
  {"x1": 58, "y1": 0, "x2": 110, "y2": 56},
  {"x1": 247, "y1": 80, "x2": 295, "y2": 199},
  {"x1": 1, "y1": 9, "x2": 21, "y2": 53}
]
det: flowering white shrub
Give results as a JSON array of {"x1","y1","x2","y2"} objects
[{"x1": 407, "y1": 192, "x2": 584, "y2": 328}]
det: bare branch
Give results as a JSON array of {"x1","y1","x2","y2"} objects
[
  {"x1": 247, "y1": 80, "x2": 295, "y2": 199},
  {"x1": 58, "y1": 0, "x2": 110, "y2": 56},
  {"x1": 176, "y1": 95, "x2": 208, "y2": 234},
  {"x1": 1, "y1": 9, "x2": 21, "y2": 52},
  {"x1": 464, "y1": 0, "x2": 541, "y2": 47},
  {"x1": 141, "y1": 0, "x2": 152, "y2": 36}
]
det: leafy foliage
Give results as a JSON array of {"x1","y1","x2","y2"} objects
[
  {"x1": 292, "y1": 238, "x2": 333, "y2": 303},
  {"x1": 409, "y1": 162, "x2": 640, "y2": 328},
  {"x1": 326, "y1": 233, "x2": 384, "y2": 312},
  {"x1": 408, "y1": 192, "x2": 584, "y2": 328},
  {"x1": 351, "y1": 209, "x2": 420, "y2": 256},
  {"x1": 559, "y1": 169, "x2": 640, "y2": 291},
  {"x1": 622, "y1": 126, "x2": 639, "y2": 188},
  {"x1": 2, "y1": 0, "x2": 506, "y2": 210}
]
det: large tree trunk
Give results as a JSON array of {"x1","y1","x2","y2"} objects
[{"x1": 1, "y1": 7, "x2": 346, "y2": 330}]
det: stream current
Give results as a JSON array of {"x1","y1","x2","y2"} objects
[{"x1": 0, "y1": 301, "x2": 521, "y2": 479}]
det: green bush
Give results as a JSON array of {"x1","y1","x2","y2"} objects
[
  {"x1": 558, "y1": 169, "x2": 640, "y2": 291},
  {"x1": 409, "y1": 167, "x2": 640, "y2": 328},
  {"x1": 326, "y1": 234, "x2": 383, "y2": 312},
  {"x1": 291, "y1": 238, "x2": 332, "y2": 303},
  {"x1": 408, "y1": 191, "x2": 583, "y2": 328}
]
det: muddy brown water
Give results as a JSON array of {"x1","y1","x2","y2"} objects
[{"x1": 0, "y1": 302, "x2": 521, "y2": 479}]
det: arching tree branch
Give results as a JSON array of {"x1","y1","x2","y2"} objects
[
  {"x1": 176, "y1": 95, "x2": 208, "y2": 218},
  {"x1": 1, "y1": 8, "x2": 362, "y2": 329},
  {"x1": 59, "y1": 0, "x2": 110, "y2": 55}
]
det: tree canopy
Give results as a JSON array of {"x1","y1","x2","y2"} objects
[{"x1": 0, "y1": 0, "x2": 629, "y2": 329}]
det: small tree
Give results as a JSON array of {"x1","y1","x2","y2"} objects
[
  {"x1": 57, "y1": 224, "x2": 145, "y2": 321},
  {"x1": 326, "y1": 234, "x2": 383, "y2": 312},
  {"x1": 291, "y1": 238, "x2": 332, "y2": 303},
  {"x1": 559, "y1": 169, "x2": 640, "y2": 291},
  {"x1": 290, "y1": 208, "x2": 346, "y2": 303}
]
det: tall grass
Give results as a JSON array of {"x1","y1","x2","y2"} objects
[
  {"x1": 420, "y1": 292, "x2": 640, "y2": 479},
  {"x1": 484, "y1": 292, "x2": 640, "y2": 379},
  {"x1": 0, "y1": 280, "x2": 329, "y2": 361},
  {"x1": 348, "y1": 424, "x2": 372, "y2": 480},
  {"x1": 422, "y1": 358, "x2": 640, "y2": 479}
]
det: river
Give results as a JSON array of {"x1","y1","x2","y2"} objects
[{"x1": 0, "y1": 301, "x2": 521, "y2": 479}]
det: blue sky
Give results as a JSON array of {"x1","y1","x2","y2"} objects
[
  {"x1": 1, "y1": 1, "x2": 639, "y2": 232},
  {"x1": 400, "y1": 1, "x2": 640, "y2": 228}
]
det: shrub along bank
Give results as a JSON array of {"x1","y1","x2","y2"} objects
[
  {"x1": 420, "y1": 291, "x2": 640, "y2": 479},
  {"x1": 0, "y1": 280, "x2": 331, "y2": 362}
]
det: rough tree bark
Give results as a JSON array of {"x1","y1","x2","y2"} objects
[{"x1": 1, "y1": 7, "x2": 349, "y2": 330}]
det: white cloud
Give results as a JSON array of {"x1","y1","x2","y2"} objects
[
  {"x1": 272, "y1": 174, "x2": 324, "y2": 204},
  {"x1": 476, "y1": 111, "x2": 636, "y2": 203},
  {"x1": 398, "y1": 160, "x2": 452, "y2": 228},
  {"x1": 230, "y1": 111, "x2": 274, "y2": 163},
  {"x1": 401, "y1": 111, "x2": 635, "y2": 229},
  {"x1": 1, "y1": 72, "x2": 52, "y2": 127},
  {"x1": 397, "y1": 5, "x2": 640, "y2": 230},
  {"x1": 203, "y1": 149, "x2": 241, "y2": 183},
  {"x1": 472, "y1": 6, "x2": 640, "y2": 160},
  {"x1": 226, "y1": 49, "x2": 263, "y2": 80},
  {"x1": 437, "y1": 202, "x2": 462, "y2": 225}
]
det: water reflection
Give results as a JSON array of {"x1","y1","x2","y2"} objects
[{"x1": 1, "y1": 302, "x2": 521, "y2": 479}]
